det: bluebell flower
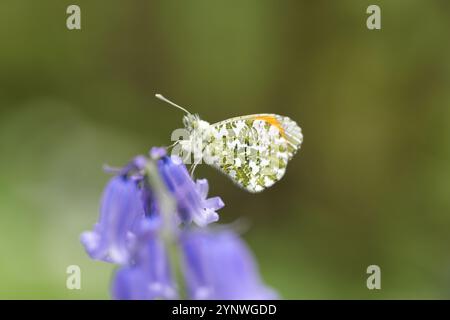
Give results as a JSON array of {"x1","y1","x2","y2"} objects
[
  {"x1": 111, "y1": 218, "x2": 177, "y2": 300},
  {"x1": 103, "y1": 155, "x2": 147, "y2": 179},
  {"x1": 180, "y1": 229, "x2": 278, "y2": 300},
  {"x1": 81, "y1": 155, "x2": 154, "y2": 264},
  {"x1": 150, "y1": 146, "x2": 168, "y2": 160},
  {"x1": 157, "y1": 155, "x2": 224, "y2": 227},
  {"x1": 82, "y1": 148, "x2": 276, "y2": 300},
  {"x1": 140, "y1": 180, "x2": 159, "y2": 218},
  {"x1": 80, "y1": 175, "x2": 145, "y2": 264}
]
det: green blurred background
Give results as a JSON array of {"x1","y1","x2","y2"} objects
[{"x1": 1, "y1": 0, "x2": 450, "y2": 299}]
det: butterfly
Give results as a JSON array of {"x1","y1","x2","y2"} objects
[{"x1": 156, "y1": 94, "x2": 303, "y2": 193}]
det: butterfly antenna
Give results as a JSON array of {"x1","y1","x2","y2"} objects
[{"x1": 155, "y1": 94, "x2": 192, "y2": 115}]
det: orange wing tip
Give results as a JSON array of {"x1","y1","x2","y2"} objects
[{"x1": 254, "y1": 116, "x2": 286, "y2": 137}]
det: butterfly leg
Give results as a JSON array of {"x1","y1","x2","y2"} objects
[
  {"x1": 189, "y1": 159, "x2": 201, "y2": 178},
  {"x1": 165, "y1": 140, "x2": 179, "y2": 150}
]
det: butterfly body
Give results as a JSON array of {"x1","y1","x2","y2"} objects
[
  {"x1": 180, "y1": 113, "x2": 303, "y2": 193},
  {"x1": 155, "y1": 94, "x2": 302, "y2": 193}
]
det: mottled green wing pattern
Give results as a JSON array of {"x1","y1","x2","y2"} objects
[{"x1": 203, "y1": 114, "x2": 303, "y2": 193}]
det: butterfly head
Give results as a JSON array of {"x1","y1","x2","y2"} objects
[{"x1": 183, "y1": 114, "x2": 209, "y2": 133}]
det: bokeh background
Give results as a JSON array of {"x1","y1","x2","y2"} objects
[{"x1": 1, "y1": 0, "x2": 450, "y2": 299}]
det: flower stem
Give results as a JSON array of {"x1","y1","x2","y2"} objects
[{"x1": 144, "y1": 160, "x2": 185, "y2": 298}]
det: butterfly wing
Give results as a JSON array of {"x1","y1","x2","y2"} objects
[{"x1": 203, "y1": 114, "x2": 303, "y2": 193}]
